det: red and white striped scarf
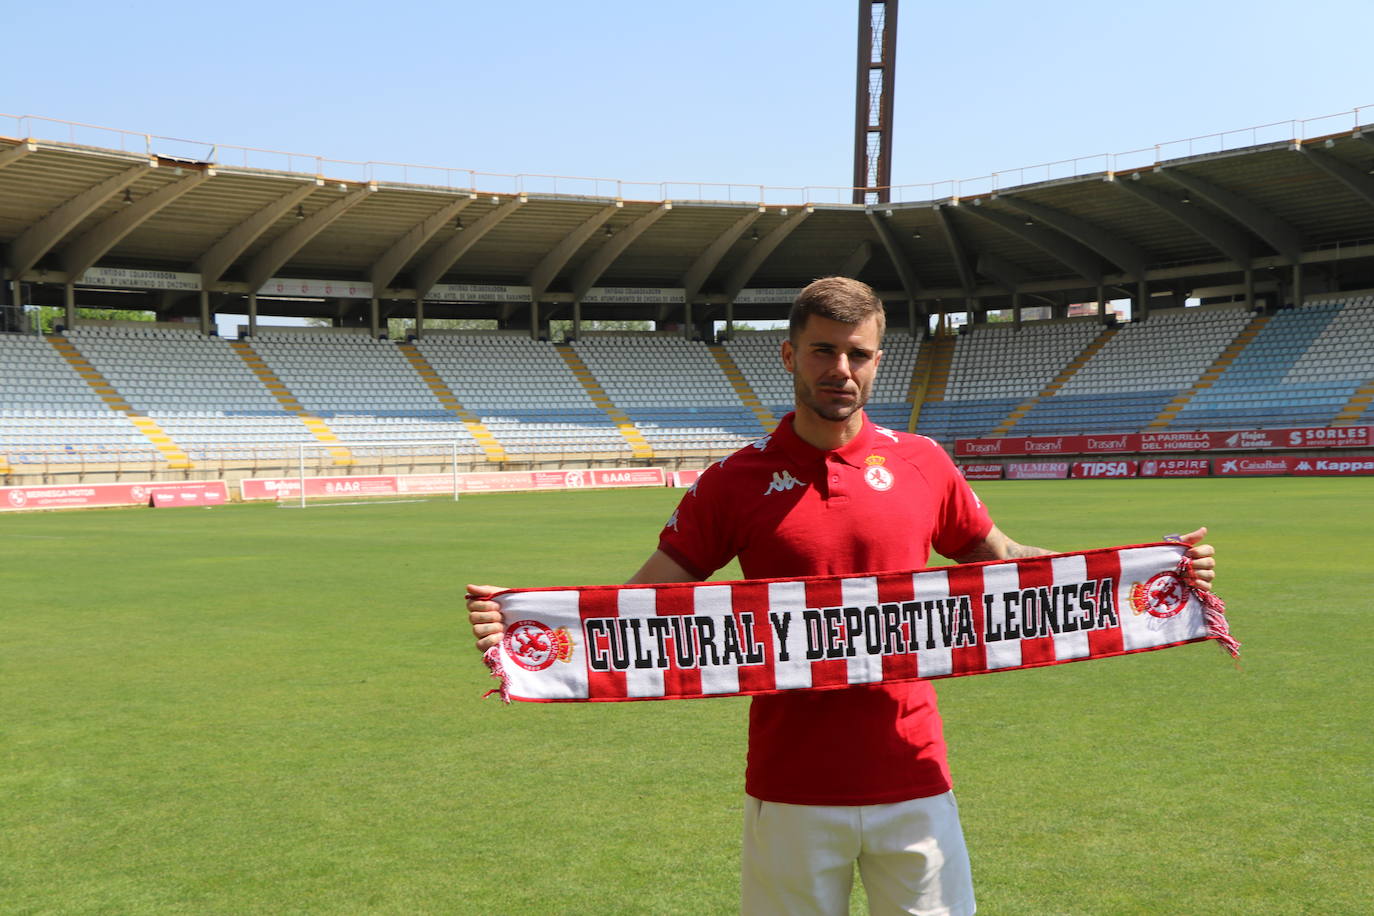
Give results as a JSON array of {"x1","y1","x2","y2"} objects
[{"x1": 481, "y1": 543, "x2": 1237, "y2": 703}]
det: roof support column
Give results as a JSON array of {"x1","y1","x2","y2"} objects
[
  {"x1": 64, "y1": 282, "x2": 75, "y2": 331},
  {"x1": 1135, "y1": 278, "x2": 1149, "y2": 322},
  {"x1": 415, "y1": 296, "x2": 425, "y2": 341},
  {"x1": 199, "y1": 289, "x2": 211, "y2": 336},
  {"x1": 682, "y1": 301, "x2": 692, "y2": 340},
  {"x1": 10, "y1": 281, "x2": 22, "y2": 332},
  {"x1": 1243, "y1": 268, "x2": 1257, "y2": 312},
  {"x1": 247, "y1": 291, "x2": 258, "y2": 337},
  {"x1": 1292, "y1": 262, "x2": 1303, "y2": 309},
  {"x1": 907, "y1": 299, "x2": 917, "y2": 338},
  {"x1": 530, "y1": 300, "x2": 539, "y2": 341},
  {"x1": 1012, "y1": 291, "x2": 1022, "y2": 328},
  {"x1": 370, "y1": 298, "x2": 380, "y2": 338},
  {"x1": 725, "y1": 299, "x2": 734, "y2": 341},
  {"x1": 1097, "y1": 282, "x2": 1107, "y2": 324},
  {"x1": 572, "y1": 300, "x2": 582, "y2": 340}
]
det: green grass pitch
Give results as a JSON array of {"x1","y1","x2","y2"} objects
[{"x1": 2, "y1": 478, "x2": 1371, "y2": 914}]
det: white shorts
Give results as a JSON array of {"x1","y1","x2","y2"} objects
[{"x1": 741, "y1": 791, "x2": 975, "y2": 916}]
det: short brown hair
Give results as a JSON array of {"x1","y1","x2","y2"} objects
[{"x1": 788, "y1": 277, "x2": 886, "y2": 341}]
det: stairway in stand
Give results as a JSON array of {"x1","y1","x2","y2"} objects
[
  {"x1": 228, "y1": 339, "x2": 354, "y2": 466},
  {"x1": 1148, "y1": 313, "x2": 1269, "y2": 429},
  {"x1": 989, "y1": 325, "x2": 1117, "y2": 437},
  {"x1": 708, "y1": 344, "x2": 777, "y2": 434},
  {"x1": 556, "y1": 345, "x2": 654, "y2": 459},
  {"x1": 48, "y1": 335, "x2": 193, "y2": 469},
  {"x1": 906, "y1": 334, "x2": 953, "y2": 433},
  {"x1": 397, "y1": 342, "x2": 505, "y2": 462}
]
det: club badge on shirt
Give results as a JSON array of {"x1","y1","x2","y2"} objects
[{"x1": 863, "y1": 454, "x2": 894, "y2": 491}]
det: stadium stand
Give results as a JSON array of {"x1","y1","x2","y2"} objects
[
  {"x1": 1009, "y1": 306, "x2": 1253, "y2": 435},
  {"x1": 417, "y1": 333, "x2": 631, "y2": 457},
  {"x1": 1167, "y1": 295, "x2": 1374, "y2": 430},
  {"x1": 722, "y1": 331, "x2": 793, "y2": 418},
  {"x1": 571, "y1": 334, "x2": 763, "y2": 452},
  {"x1": 4, "y1": 296, "x2": 1373, "y2": 479},
  {"x1": 64, "y1": 324, "x2": 315, "y2": 461},
  {"x1": 0, "y1": 333, "x2": 150, "y2": 465},
  {"x1": 865, "y1": 333, "x2": 923, "y2": 431},
  {"x1": 244, "y1": 329, "x2": 482, "y2": 457},
  {"x1": 916, "y1": 320, "x2": 1102, "y2": 441}
]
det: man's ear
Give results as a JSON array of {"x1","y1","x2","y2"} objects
[{"x1": 780, "y1": 338, "x2": 795, "y2": 373}]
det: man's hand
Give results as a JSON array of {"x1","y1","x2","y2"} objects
[
  {"x1": 467, "y1": 584, "x2": 506, "y2": 652},
  {"x1": 467, "y1": 552, "x2": 697, "y2": 656},
  {"x1": 1176, "y1": 527, "x2": 1216, "y2": 592}
]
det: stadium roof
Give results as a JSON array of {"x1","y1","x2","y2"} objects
[{"x1": 4, "y1": 111, "x2": 1374, "y2": 329}]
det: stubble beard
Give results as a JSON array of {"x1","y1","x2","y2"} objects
[{"x1": 796, "y1": 377, "x2": 869, "y2": 423}]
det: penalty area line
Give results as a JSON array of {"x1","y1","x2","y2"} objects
[{"x1": 276, "y1": 498, "x2": 436, "y2": 509}]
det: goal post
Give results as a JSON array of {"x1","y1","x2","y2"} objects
[{"x1": 290, "y1": 439, "x2": 464, "y2": 508}]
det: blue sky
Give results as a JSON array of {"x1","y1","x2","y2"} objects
[{"x1": 7, "y1": 0, "x2": 1372, "y2": 197}]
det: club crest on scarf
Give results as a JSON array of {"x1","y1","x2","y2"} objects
[
  {"x1": 1129, "y1": 571, "x2": 1189, "y2": 619},
  {"x1": 503, "y1": 619, "x2": 575, "y2": 671}
]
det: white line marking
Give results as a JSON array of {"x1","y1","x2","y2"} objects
[{"x1": 276, "y1": 499, "x2": 432, "y2": 508}]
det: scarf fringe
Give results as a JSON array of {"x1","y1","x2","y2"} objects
[
  {"x1": 1179, "y1": 555, "x2": 1241, "y2": 659},
  {"x1": 482, "y1": 645, "x2": 512, "y2": 703}
]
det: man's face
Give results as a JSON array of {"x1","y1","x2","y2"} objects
[{"x1": 780, "y1": 314, "x2": 883, "y2": 423}]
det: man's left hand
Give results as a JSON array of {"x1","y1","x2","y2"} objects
[{"x1": 1176, "y1": 527, "x2": 1216, "y2": 592}]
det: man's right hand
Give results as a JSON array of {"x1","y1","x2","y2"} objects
[{"x1": 467, "y1": 584, "x2": 506, "y2": 652}]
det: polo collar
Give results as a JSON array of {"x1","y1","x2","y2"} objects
[{"x1": 773, "y1": 411, "x2": 877, "y2": 469}]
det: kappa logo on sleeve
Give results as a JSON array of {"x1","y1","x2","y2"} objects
[{"x1": 763, "y1": 470, "x2": 806, "y2": 495}]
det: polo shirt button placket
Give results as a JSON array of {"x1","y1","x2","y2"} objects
[{"x1": 826, "y1": 458, "x2": 850, "y2": 506}]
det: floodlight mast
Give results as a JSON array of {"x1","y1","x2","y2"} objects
[{"x1": 852, "y1": 0, "x2": 898, "y2": 205}]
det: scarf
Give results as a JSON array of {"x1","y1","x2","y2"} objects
[{"x1": 481, "y1": 542, "x2": 1237, "y2": 703}]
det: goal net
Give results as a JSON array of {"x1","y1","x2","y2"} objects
[{"x1": 285, "y1": 440, "x2": 465, "y2": 508}]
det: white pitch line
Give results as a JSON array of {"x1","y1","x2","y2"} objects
[{"x1": 276, "y1": 499, "x2": 432, "y2": 508}]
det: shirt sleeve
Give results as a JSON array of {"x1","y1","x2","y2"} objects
[
  {"x1": 656, "y1": 463, "x2": 738, "y2": 580},
  {"x1": 929, "y1": 447, "x2": 994, "y2": 560}
]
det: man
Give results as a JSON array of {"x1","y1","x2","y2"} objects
[{"x1": 468, "y1": 276, "x2": 1216, "y2": 915}]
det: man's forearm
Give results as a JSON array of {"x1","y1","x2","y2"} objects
[{"x1": 955, "y1": 525, "x2": 1053, "y2": 563}]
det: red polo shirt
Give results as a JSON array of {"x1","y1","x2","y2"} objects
[{"x1": 658, "y1": 412, "x2": 993, "y2": 805}]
